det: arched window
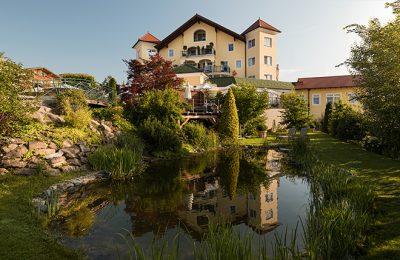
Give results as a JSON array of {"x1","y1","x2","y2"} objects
[{"x1": 194, "y1": 30, "x2": 206, "y2": 42}]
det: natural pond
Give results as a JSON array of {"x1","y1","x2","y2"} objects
[{"x1": 50, "y1": 149, "x2": 310, "y2": 259}]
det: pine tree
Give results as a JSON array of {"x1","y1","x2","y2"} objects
[
  {"x1": 322, "y1": 102, "x2": 332, "y2": 133},
  {"x1": 219, "y1": 88, "x2": 239, "y2": 143},
  {"x1": 109, "y1": 77, "x2": 118, "y2": 106}
]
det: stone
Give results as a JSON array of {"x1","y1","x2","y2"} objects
[
  {"x1": 80, "y1": 165, "x2": 88, "y2": 171},
  {"x1": 2, "y1": 159, "x2": 27, "y2": 168},
  {"x1": 47, "y1": 168, "x2": 61, "y2": 176},
  {"x1": 61, "y1": 165, "x2": 80, "y2": 173},
  {"x1": 47, "y1": 113, "x2": 65, "y2": 124},
  {"x1": 1, "y1": 143, "x2": 18, "y2": 154},
  {"x1": 29, "y1": 141, "x2": 48, "y2": 151},
  {"x1": 100, "y1": 122, "x2": 113, "y2": 133},
  {"x1": 14, "y1": 168, "x2": 37, "y2": 175},
  {"x1": 30, "y1": 111, "x2": 47, "y2": 123},
  {"x1": 48, "y1": 142, "x2": 58, "y2": 149},
  {"x1": 79, "y1": 144, "x2": 90, "y2": 153},
  {"x1": 50, "y1": 156, "x2": 67, "y2": 168},
  {"x1": 0, "y1": 168, "x2": 8, "y2": 176},
  {"x1": 62, "y1": 146, "x2": 80, "y2": 159},
  {"x1": 67, "y1": 158, "x2": 81, "y2": 166},
  {"x1": 62, "y1": 139, "x2": 74, "y2": 148},
  {"x1": 38, "y1": 106, "x2": 52, "y2": 113},
  {"x1": 3, "y1": 145, "x2": 28, "y2": 159},
  {"x1": 90, "y1": 119, "x2": 101, "y2": 127},
  {"x1": 45, "y1": 151, "x2": 64, "y2": 160},
  {"x1": 80, "y1": 156, "x2": 88, "y2": 164},
  {"x1": 35, "y1": 148, "x2": 56, "y2": 156}
]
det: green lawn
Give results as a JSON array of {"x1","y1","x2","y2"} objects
[
  {"x1": 309, "y1": 133, "x2": 400, "y2": 259},
  {"x1": 0, "y1": 173, "x2": 84, "y2": 260}
]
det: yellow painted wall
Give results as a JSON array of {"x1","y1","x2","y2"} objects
[
  {"x1": 295, "y1": 87, "x2": 361, "y2": 119},
  {"x1": 176, "y1": 73, "x2": 208, "y2": 86},
  {"x1": 133, "y1": 41, "x2": 158, "y2": 61},
  {"x1": 215, "y1": 30, "x2": 246, "y2": 77}
]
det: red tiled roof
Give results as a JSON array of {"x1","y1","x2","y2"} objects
[
  {"x1": 139, "y1": 33, "x2": 160, "y2": 43},
  {"x1": 242, "y1": 19, "x2": 281, "y2": 35},
  {"x1": 295, "y1": 75, "x2": 358, "y2": 90}
]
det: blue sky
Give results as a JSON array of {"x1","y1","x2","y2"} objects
[{"x1": 0, "y1": 0, "x2": 394, "y2": 83}]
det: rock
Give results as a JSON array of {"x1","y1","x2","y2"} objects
[
  {"x1": 45, "y1": 151, "x2": 64, "y2": 160},
  {"x1": 38, "y1": 106, "x2": 52, "y2": 113},
  {"x1": 30, "y1": 111, "x2": 47, "y2": 123},
  {"x1": 80, "y1": 156, "x2": 88, "y2": 164},
  {"x1": 62, "y1": 147, "x2": 80, "y2": 159},
  {"x1": 3, "y1": 145, "x2": 28, "y2": 159},
  {"x1": 67, "y1": 158, "x2": 81, "y2": 166},
  {"x1": 47, "y1": 168, "x2": 61, "y2": 176},
  {"x1": 0, "y1": 168, "x2": 8, "y2": 176},
  {"x1": 62, "y1": 139, "x2": 74, "y2": 148},
  {"x1": 35, "y1": 148, "x2": 56, "y2": 156},
  {"x1": 61, "y1": 165, "x2": 80, "y2": 173},
  {"x1": 48, "y1": 142, "x2": 58, "y2": 149},
  {"x1": 47, "y1": 113, "x2": 65, "y2": 124},
  {"x1": 1, "y1": 144, "x2": 18, "y2": 154},
  {"x1": 80, "y1": 165, "x2": 88, "y2": 171},
  {"x1": 32, "y1": 198, "x2": 47, "y2": 212},
  {"x1": 14, "y1": 168, "x2": 37, "y2": 175},
  {"x1": 29, "y1": 141, "x2": 48, "y2": 151},
  {"x1": 90, "y1": 119, "x2": 101, "y2": 127},
  {"x1": 2, "y1": 159, "x2": 27, "y2": 168},
  {"x1": 50, "y1": 156, "x2": 67, "y2": 168},
  {"x1": 100, "y1": 122, "x2": 113, "y2": 133},
  {"x1": 79, "y1": 144, "x2": 90, "y2": 153}
]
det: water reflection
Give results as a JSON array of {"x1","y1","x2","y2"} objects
[{"x1": 52, "y1": 149, "x2": 307, "y2": 258}]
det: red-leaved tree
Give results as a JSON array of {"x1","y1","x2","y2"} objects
[{"x1": 123, "y1": 54, "x2": 183, "y2": 103}]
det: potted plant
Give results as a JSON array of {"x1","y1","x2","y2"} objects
[{"x1": 257, "y1": 123, "x2": 268, "y2": 138}]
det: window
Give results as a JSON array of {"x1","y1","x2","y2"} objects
[
  {"x1": 168, "y1": 49, "x2": 174, "y2": 57},
  {"x1": 248, "y1": 57, "x2": 255, "y2": 66},
  {"x1": 230, "y1": 206, "x2": 236, "y2": 214},
  {"x1": 221, "y1": 61, "x2": 229, "y2": 72},
  {"x1": 194, "y1": 30, "x2": 206, "y2": 42},
  {"x1": 249, "y1": 209, "x2": 257, "y2": 218},
  {"x1": 236, "y1": 60, "x2": 242, "y2": 69},
  {"x1": 264, "y1": 56, "x2": 272, "y2": 66},
  {"x1": 247, "y1": 39, "x2": 255, "y2": 48},
  {"x1": 228, "y1": 43, "x2": 234, "y2": 52},
  {"x1": 312, "y1": 94, "x2": 320, "y2": 105},
  {"x1": 248, "y1": 75, "x2": 256, "y2": 79},
  {"x1": 326, "y1": 93, "x2": 341, "y2": 104},
  {"x1": 265, "y1": 192, "x2": 273, "y2": 202},
  {"x1": 265, "y1": 209, "x2": 273, "y2": 220},
  {"x1": 348, "y1": 92, "x2": 356, "y2": 104},
  {"x1": 148, "y1": 49, "x2": 157, "y2": 57},
  {"x1": 264, "y1": 37, "x2": 272, "y2": 47},
  {"x1": 265, "y1": 74, "x2": 273, "y2": 80}
]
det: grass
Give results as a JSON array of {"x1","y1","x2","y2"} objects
[
  {"x1": 309, "y1": 132, "x2": 400, "y2": 259},
  {"x1": 0, "y1": 173, "x2": 85, "y2": 260},
  {"x1": 238, "y1": 134, "x2": 280, "y2": 146}
]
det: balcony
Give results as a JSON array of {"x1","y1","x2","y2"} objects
[
  {"x1": 182, "y1": 47, "x2": 215, "y2": 58},
  {"x1": 203, "y1": 65, "x2": 230, "y2": 76}
]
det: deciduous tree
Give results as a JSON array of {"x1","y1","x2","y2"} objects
[{"x1": 280, "y1": 92, "x2": 311, "y2": 129}]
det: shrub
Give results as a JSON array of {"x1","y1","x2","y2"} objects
[
  {"x1": 57, "y1": 89, "x2": 88, "y2": 114},
  {"x1": 362, "y1": 136, "x2": 383, "y2": 154},
  {"x1": 183, "y1": 122, "x2": 218, "y2": 150},
  {"x1": 138, "y1": 118, "x2": 182, "y2": 155},
  {"x1": 219, "y1": 88, "x2": 239, "y2": 143},
  {"x1": 321, "y1": 102, "x2": 332, "y2": 132},
  {"x1": 242, "y1": 116, "x2": 267, "y2": 136},
  {"x1": 280, "y1": 92, "x2": 312, "y2": 130},
  {"x1": 92, "y1": 106, "x2": 134, "y2": 131},
  {"x1": 64, "y1": 108, "x2": 92, "y2": 129}
]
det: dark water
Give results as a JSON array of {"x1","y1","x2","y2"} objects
[{"x1": 52, "y1": 149, "x2": 310, "y2": 259}]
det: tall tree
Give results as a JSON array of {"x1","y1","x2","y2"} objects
[
  {"x1": 219, "y1": 88, "x2": 239, "y2": 143},
  {"x1": 124, "y1": 54, "x2": 183, "y2": 102},
  {"x1": 108, "y1": 77, "x2": 118, "y2": 106},
  {"x1": 344, "y1": 1, "x2": 400, "y2": 157},
  {"x1": 280, "y1": 92, "x2": 311, "y2": 129}
]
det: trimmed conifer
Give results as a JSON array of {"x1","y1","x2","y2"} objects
[{"x1": 219, "y1": 88, "x2": 239, "y2": 143}]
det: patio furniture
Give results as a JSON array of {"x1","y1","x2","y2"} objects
[{"x1": 276, "y1": 128, "x2": 296, "y2": 141}]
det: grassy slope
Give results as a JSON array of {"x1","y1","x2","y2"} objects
[
  {"x1": 309, "y1": 133, "x2": 400, "y2": 259},
  {"x1": 0, "y1": 173, "x2": 84, "y2": 260}
]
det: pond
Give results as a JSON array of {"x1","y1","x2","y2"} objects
[{"x1": 50, "y1": 149, "x2": 310, "y2": 259}]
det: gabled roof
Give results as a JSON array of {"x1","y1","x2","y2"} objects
[
  {"x1": 242, "y1": 19, "x2": 281, "y2": 35},
  {"x1": 173, "y1": 64, "x2": 203, "y2": 74},
  {"x1": 27, "y1": 67, "x2": 61, "y2": 80},
  {"x1": 155, "y1": 14, "x2": 246, "y2": 50},
  {"x1": 208, "y1": 77, "x2": 294, "y2": 90},
  {"x1": 132, "y1": 33, "x2": 160, "y2": 48},
  {"x1": 295, "y1": 75, "x2": 358, "y2": 90}
]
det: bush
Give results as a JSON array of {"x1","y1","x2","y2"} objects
[
  {"x1": 280, "y1": 92, "x2": 312, "y2": 130},
  {"x1": 92, "y1": 106, "x2": 134, "y2": 131},
  {"x1": 57, "y1": 89, "x2": 88, "y2": 114},
  {"x1": 138, "y1": 118, "x2": 182, "y2": 155},
  {"x1": 242, "y1": 116, "x2": 267, "y2": 136},
  {"x1": 219, "y1": 88, "x2": 239, "y2": 143},
  {"x1": 64, "y1": 108, "x2": 92, "y2": 128},
  {"x1": 183, "y1": 122, "x2": 218, "y2": 150},
  {"x1": 321, "y1": 102, "x2": 332, "y2": 132},
  {"x1": 362, "y1": 136, "x2": 383, "y2": 154}
]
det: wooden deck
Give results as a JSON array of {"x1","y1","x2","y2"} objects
[{"x1": 180, "y1": 112, "x2": 219, "y2": 127}]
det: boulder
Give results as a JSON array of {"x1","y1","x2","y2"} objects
[
  {"x1": 61, "y1": 165, "x2": 80, "y2": 173},
  {"x1": 90, "y1": 119, "x2": 101, "y2": 127},
  {"x1": 47, "y1": 113, "x2": 65, "y2": 124},
  {"x1": 3, "y1": 145, "x2": 28, "y2": 159},
  {"x1": 67, "y1": 158, "x2": 81, "y2": 166},
  {"x1": 38, "y1": 106, "x2": 52, "y2": 113},
  {"x1": 1, "y1": 144, "x2": 18, "y2": 154},
  {"x1": 50, "y1": 156, "x2": 67, "y2": 168},
  {"x1": 47, "y1": 168, "x2": 61, "y2": 176},
  {"x1": 45, "y1": 151, "x2": 64, "y2": 160},
  {"x1": 35, "y1": 148, "x2": 56, "y2": 156},
  {"x1": 0, "y1": 168, "x2": 8, "y2": 176},
  {"x1": 48, "y1": 142, "x2": 58, "y2": 149},
  {"x1": 62, "y1": 139, "x2": 74, "y2": 148},
  {"x1": 62, "y1": 146, "x2": 80, "y2": 159},
  {"x1": 29, "y1": 141, "x2": 48, "y2": 151},
  {"x1": 80, "y1": 156, "x2": 88, "y2": 164},
  {"x1": 2, "y1": 159, "x2": 27, "y2": 168},
  {"x1": 30, "y1": 111, "x2": 48, "y2": 124},
  {"x1": 79, "y1": 144, "x2": 90, "y2": 153},
  {"x1": 14, "y1": 168, "x2": 37, "y2": 176}
]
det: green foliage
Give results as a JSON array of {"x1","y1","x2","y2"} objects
[
  {"x1": 0, "y1": 53, "x2": 33, "y2": 136},
  {"x1": 219, "y1": 88, "x2": 239, "y2": 143},
  {"x1": 128, "y1": 88, "x2": 185, "y2": 129},
  {"x1": 92, "y1": 106, "x2": 134, "y2": 131},
  {"x1": 57, "y1": 90, "x2": 91, "y2": 128},
  {"x1": 108, "y1": 77, "x2": 118, "y2": 106},
  {"x1": 322, "y1": 102, "x2": 332, "y2": 133},
  {"x1": 362, "y1": 135, "x2": 383, "y2": 154},
  {"x1": 243, "y1": 116, "x2": 267, "y2": 136},
  {"x1": 231, "y1": 84, "x2": 269, "y2": 127},
  {"x1": 218, "y1": 148, "x2": 240, "y2": 199},
  {"x1": 328, "y1": 101, "x2": 366, "y2": 141},
  {"x1": 345, "y1": 2, "x2": 400, "y2": 157},
  {"x1": 280, "y1": 92, "x2": 311, "y2": 130},
  {"x1": 61, "y1": 73, "x2": 96, "y2": 88},
  {"x1": 138, "y1": 118, "x2": 182, "y2": 156},
  {"x1": 183, "y1": 122, "x2": 219, "y2": 151},
  {"x1": 64, "y1": 108, "x2": 92, "y2": 129}
]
